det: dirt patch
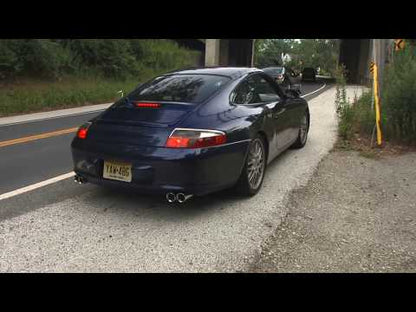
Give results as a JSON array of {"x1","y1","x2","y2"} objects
[
  {"x1": 335, "y1": 134, "x2": 416, "y2": 159},
  {"x1": 248, "y1": 148, "x2": 416, "y2": 273}
]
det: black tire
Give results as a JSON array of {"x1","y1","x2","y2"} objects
[
  {"x1": 291, "y1": 110, "x2": 309, "y2": 149},
  {"x1": 235, "y1": 135, "x2": 267, "y2": 197}
]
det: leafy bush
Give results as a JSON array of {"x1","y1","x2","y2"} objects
[
  {"x1": 0, "y1": 39, "x2": 201, "y2": 116},
  {"x1": 0, "y1": 40, "x2": 23, "y2": 79},
  {"x1": 0, "y1": 39, "x2": 200, "y2": 81},
  {"x1": 133, "y1": 39, "x2": 200, "y2": 72},
  {"x1": 353, "y1": 91, "x2": 374, "y2": 135},
  {"x1": 382, "y1": 45, "x2": 416, "y2": 143},
  {"x1": 334, "y1": 64, "x2": 374, "y2": 140},
  {"x1": 65, "y1": 39, "x2": 138, "y2": 79},
  {"x1": 336, "y1": 42, "x2": 416, "y2": 145}
]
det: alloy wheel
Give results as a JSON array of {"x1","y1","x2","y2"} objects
[
  {"x1": 300, "y1": 114, "x2": 308, "y2": 144},
  {"x1": 247, "y1": 139, "x2": 265, "y2": 190}
]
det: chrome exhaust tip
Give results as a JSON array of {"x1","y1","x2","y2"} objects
[
  {"x1": 166, "y1": 192, "x2": 177, "y2": 203},
  {"x1": 176, "y1": 193, "x2": 193, "y2": 204},
  {"x1": 74, "y1": 175, "x2": 87, "y2": 185}
]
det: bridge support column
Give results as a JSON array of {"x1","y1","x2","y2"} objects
[
  {"x1": 205, "y1": 39, "x2": 221, "y2": 66},
  {"x1": 205, "y1": 39, "x2": 254, "y2": 67},
  {"x1": 357, "y1": 39, "x2": 371, "y2": 85}
]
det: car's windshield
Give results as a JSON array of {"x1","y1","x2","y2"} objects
[
  {"x1": 263, "y1": 67, "x2": 284, "y2": 76},
  {"x1": 127, "y1": 74, "x2": 231, "y2": 104}
]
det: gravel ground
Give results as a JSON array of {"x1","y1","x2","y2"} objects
[{"x1": 249, "y1": 150, "x2": 416, "y2": 273}]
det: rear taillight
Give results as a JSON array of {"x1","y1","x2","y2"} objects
[
  {"x1": 165, "y1": 128, "x2": 227, "y2": 149},
  {"x1": 134, "y1": 102, "x2": 161, "y2": 108},
  {"x1": 77, "y1": 122, "x2": 92, "y2": 139}
]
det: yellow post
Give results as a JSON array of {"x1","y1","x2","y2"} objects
[{"x1": 373, "y1": 63, "x2": 383, "y2": 146}]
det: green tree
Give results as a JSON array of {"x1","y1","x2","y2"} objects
[
  {"x1": 292, "y1": 39, "x2": 339, "y2": 74},
  {"x1": 254, "y1": 39, "x2": 339, "y2": 75},
  {"x1": 382, "y1": 44, "x2": 416, "y2": 142},
  {"x1": 254, "y1": 39, "x2": 296, "y2": 67}
]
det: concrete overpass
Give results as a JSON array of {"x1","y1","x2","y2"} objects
[
  {"x1": 339, "y1": 39, "x2": 393, "y2": 85},
  {"x1": 175, "y1": 39, "x2": 255, "y2": 68},
  {"x1": 176, "y1": 39, "x2": 393, "y2": 85}
]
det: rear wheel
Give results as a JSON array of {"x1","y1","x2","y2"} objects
[
  {"x1": 291, "y1": 111, "x2": 309, "y2": 149},
  {"x1": 235, "y1": 135, "x2": 267, "y2": 196}
]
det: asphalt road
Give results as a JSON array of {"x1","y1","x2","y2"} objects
[
  {"x1": 0, "y1": 81, "x2": 336, "y2": 272},
  {"x1": 0, "y1": 112, "x2": 99, "y2": 194}
]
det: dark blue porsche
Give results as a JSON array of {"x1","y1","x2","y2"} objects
[{"x1": 71, "y1": 67, "x2": 310, "y2": 203}]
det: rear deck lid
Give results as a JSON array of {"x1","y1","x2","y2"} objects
[{"x1": 89, "y1": 73, "x2": 231, "y2": 147}]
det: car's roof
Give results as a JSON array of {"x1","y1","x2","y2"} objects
[
  {"x1": 166, "y1": 67, "x2": 262, "y2": 79},
  {"x1": 262, "y1": 66, "x2": 284, "y2": 69}
]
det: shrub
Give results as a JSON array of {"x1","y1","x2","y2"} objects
[
  {"x1": 334, "y1": 64, "x2": 374, "y2": 140},
  {"x1": 133, "y1": 39, "x2": 200, "y2": 72},
  {"x1": 66, "y1": 39, "x2": 139, "y2": 79},
  {"x1": 0, "y1": 40, "x2": 23, "y2": 79},
  {"x1": 353, "y1": 91, "x2": 374, "y2": 135},
  {"x1": 0, "y1": 39, "x2": 200, "y2": 82},
  {"x1": 21, "y1": 40, "x2": 74, "y2": 79},
  {"x1": 0, "y1": 39, "x2": 202, "y2": 116},
  {"x1": 382, "y1": 44, "x2": 416, "y2": 143}
]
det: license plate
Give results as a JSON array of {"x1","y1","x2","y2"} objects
[{"x1": 103, "y1": 160, "x2": 132, "y2": 182}]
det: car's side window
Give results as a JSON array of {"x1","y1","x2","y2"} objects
[
  {"x1": 230, "y1": 74, "x2": 281, "y2": 105},
  {"x1": 251, "y1": 74, "x2": 281, "y2": 103},
  {"x1": 230, "y1": 80, "x2": 254, "y2": 105}
]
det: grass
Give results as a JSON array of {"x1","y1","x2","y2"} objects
[{"x1": 0, "y1": 70, "x2": 163, "y2": 117}]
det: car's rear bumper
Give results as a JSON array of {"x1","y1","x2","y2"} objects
[{"x1": 71, "y1": 139, "x2": 250, "y2": 196}]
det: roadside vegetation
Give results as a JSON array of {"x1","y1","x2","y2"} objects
[
  {"x1": 335, "y1": 41, "x2": 416, "y2": 156},
  {"x1": 335, "y1": 65, "x2": 373, "y2": 142},
  {"x1": 0, "y1": 39, "x2": 200, "y2": 116}
]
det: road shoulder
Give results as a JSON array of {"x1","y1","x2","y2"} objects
[
  {"x1": 249, "y1": 149, "x2": 416, "y2": 273},
  {"x1": 0, "y1": 103, "x2": 112, "y2": 127}
]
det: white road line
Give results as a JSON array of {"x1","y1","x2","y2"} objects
[
  {"x1": 0, "y1": 83, "x2": 328, "y2": 201},
  {"x1": 0, "y1": 172, "x2": 75, "y2": 201},
  {"x1": 301, "y1": 83, "x2": 327, "y2": 98}
]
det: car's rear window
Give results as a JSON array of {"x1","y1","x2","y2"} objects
[{"x1": 128, "y1": 74, "x2": 231, "y2": 104}]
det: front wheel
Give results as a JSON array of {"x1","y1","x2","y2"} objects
[{"x1": 235, "y1": 135, "x2": 267, "y2": 196}]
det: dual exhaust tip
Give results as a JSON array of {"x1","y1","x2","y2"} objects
[
  {"x1": 74, "y1": 175, "x2": 87, "y2": 184},
  {"x1": 166, "y1": 192, "x2": 193, "y2": 204},
  {"x1": 74, "y1": 175, "x2": 191, "y2": 203}
]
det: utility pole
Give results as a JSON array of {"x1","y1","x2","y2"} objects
[
  {"x1": 373, "y1": 39, "x2": 383, "y2": 89},
  {"x1": 372, "y1": 39, "x2": 383, "y2": 146}
]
